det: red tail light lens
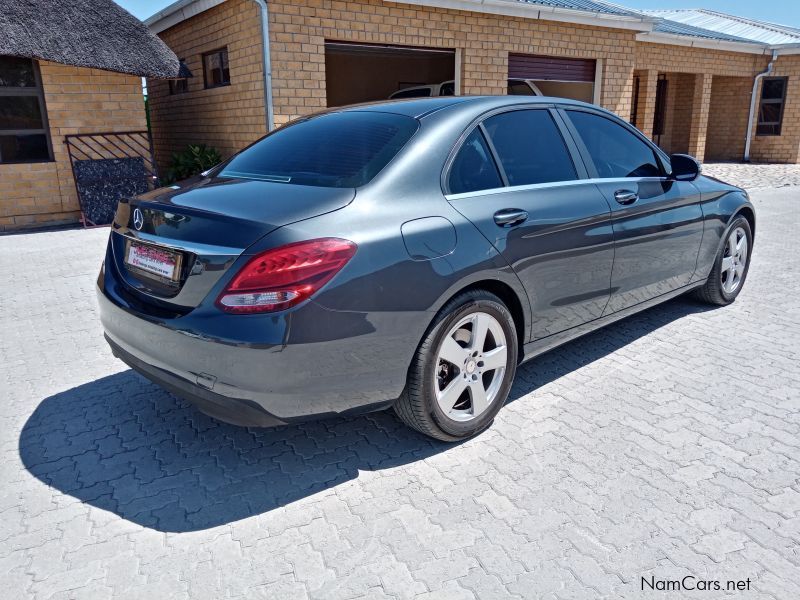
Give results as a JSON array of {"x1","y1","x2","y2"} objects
[{"x1": 217, "y1": 238, "x2": 357, "y2": 313}]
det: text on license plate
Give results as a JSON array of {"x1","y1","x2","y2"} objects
[{"x1": 126, "y1": 242, "x2": 178, "y2": 279}]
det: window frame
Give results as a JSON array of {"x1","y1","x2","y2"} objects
[
  {"x1": 652, "y1": 75, "x2": 668, "y2": 138},
  {"x1": 202, "y1": 47, "x2": 231, "y2": 89},
  {"x1": 0, "y1": 57, "x2": 53, "y2": 164},
  {"x1": 756, "y1": 76, "x2": 787, "y2": 137},
  {"x1": 446, "y1": 126, "x2": 504, "y2": 194},
  {"x1": 559, "y1": 106, "x2": 670, "y2": 180},
  {"x1": 630, "y1": 74, "x2": 640, "y2": 128},
  {"x1": 442, "y1": 104, "x2": 588, "y2": 197}
]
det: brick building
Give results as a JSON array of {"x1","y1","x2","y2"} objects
[
  {"x1": 144, "y1": 0, "x2": 800, "y2": 170},
  {"x1": 0, "y1": 0, "x2": 185, "y2": 230}
]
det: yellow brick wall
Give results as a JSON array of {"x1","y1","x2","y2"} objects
[
  {"x1": 267, "y1": 0, "x2": 637, "y2": 125},
  {"x1": 148, "y1": 0, "x2": 637, "y2": 165},
  {"x1": 656, "y1": 72, "x2": 692, "y2": 155},
  {"x1": 636, "y1": 43, "x2": 766, "y2": 160},
  {"x1": 147, "y1": 0, "x2": 267, "y2": 170},
  {"x1": 635, "y1": 43, "x2": 800, "y2": 163},
  {"x1": 705, "y1": 76, "x2": 752, "y2": 161},
  {"x1": 145, "y1": 3, "x2": 800, "y2": 167},
  {"x1": 0, "y1": 61, "x2": 146, "y2": 231},
  {"x1": 749, "y1": 55, "x2": 800, "y2": 163},
  {"x1": 635, "y1": 42, "x2": 767, "y2": 78}
]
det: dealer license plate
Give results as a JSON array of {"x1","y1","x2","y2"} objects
[{"x1": 124, "y1": 240, "x2": 182, "y2": 283}]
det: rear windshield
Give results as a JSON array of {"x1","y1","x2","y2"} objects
[{"x1": 218, "y1": 111, "x2": 418, "y2": 188}]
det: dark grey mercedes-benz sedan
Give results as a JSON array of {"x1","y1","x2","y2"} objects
[{"x1": 98, "y1": 96, "x2": 754, "y2": 441}]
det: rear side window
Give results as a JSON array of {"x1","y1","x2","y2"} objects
[
  {"x1": 448, "y1": 128, "x2": 503, "y2": 194},
  {"x1": 483, "y1": 110, "x2": 577, "y2": 186},
  {"x1": 566, "y1": 110, "x2": 662, "y2": 178},
  {"x1": 219, "y1": 111, "x2": 418, "y2": 188}
]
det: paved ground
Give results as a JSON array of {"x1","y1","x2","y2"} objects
[
  {"x1": 703, "y1": 163, "x2": 800, "y2": 190},
  {"x1": 1, "y1": 185, "x2": 798, "y2": 599}
]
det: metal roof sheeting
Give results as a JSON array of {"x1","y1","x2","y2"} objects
[
  {"x1": 514, "y1": 0, "x2": 644, "y2": 17},
  {"x1": 652, "y1": 18, "x2": 761, "y2": 44},
  {"x1": 646, "y1": 9, "x2": 800, "y2": 46}
]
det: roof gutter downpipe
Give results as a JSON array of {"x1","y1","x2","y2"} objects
[
  {"x1": 744, "y1": 50, "x2": 778, "y2": 162},
  {"x1": 251, "y1": 0, "x2": 275, "y2": 132}
]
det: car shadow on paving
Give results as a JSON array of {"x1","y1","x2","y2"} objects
[{"x1": 19, "y1": 297, "x2": 715, "y2": 533}]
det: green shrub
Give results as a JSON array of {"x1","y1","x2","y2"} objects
[{"x1": 164, "y1": 144, "x2": 222, "y2": 184}]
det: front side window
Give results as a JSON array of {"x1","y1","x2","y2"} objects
[
  {"x1": 0, "y1": 56, "x2": 51, "y2": 164},
  {"x1": 203, "y1": 48, "x2": 230, "y2": 88},
  {"x1": 219, "y1": 111, "x2": 418, "y2": 188},
  {"x1": 567, "y1": 110, "x2": 661, "y2": 178},
  {"x1": 483, "y1": 109, "x2": 577, "y2": 186},
  {"x1": 448, "y1": 128, "x2": 503, "y2": 194},
  {"x1": 757, "y1": 77, "x2": 787, "y2": 136}
]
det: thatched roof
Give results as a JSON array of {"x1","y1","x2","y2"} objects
[{"x1": 0, "y1": 0, "x2": 190, "y2": 79}]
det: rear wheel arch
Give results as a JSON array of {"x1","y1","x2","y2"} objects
[
  {"x1": 430, "y1": 279, "x2": 528, "y2": 363},
  {"x1": 395, "y1": 287, "x2": 520, "y2": 441}
]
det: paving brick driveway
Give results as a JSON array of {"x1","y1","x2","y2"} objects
[{"x1": 1, "y1": 186, "x2": 798, "y2": 600}]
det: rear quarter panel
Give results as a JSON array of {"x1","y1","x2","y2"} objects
[
  {"x1": 233, "y1": 110, "x2": 533, "y2": 396},
  {"x1": 254, "y1": 194, "x2": 530, "y2": 391}
]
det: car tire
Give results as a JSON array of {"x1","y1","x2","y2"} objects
[
  {"x1": 695, "y1": 215, "x2": 753, "y2": 306},
  {"x1": 394, "y1": 290, "x2": 518, "y2": 442}
]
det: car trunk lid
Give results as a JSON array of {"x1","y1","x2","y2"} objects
[{"x1": 109, "y1": 175, "x2": 355, "y2": 313}]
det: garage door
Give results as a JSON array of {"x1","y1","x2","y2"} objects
[
  {"x1": 509, "y1": 54, "x2": 595, "y2": 82},
  {"x1": 325, "y1": 42, "x2": 455, "y2": 108},
  {"x1": 508, "y1": 53, "x2": 596, "y2": 103}
]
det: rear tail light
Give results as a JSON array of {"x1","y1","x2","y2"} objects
[{"x1": 216, "y1": 238, "x2": 357, "y2": 313}]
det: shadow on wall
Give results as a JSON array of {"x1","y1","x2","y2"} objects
[{"x1": 19, "y1": 297, "x2": 714, "y2": 533}]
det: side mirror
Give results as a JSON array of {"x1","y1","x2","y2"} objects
[{"x1": 669, "y1": 154, "x2": 701, "y2": 181}]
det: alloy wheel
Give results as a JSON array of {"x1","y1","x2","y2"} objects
[
  {"x1": 721, "y1": 226, "x2": 748, "y2": 295},
  {"x1": 433, "y1": 312, "x2": 508, "y2": 422}
]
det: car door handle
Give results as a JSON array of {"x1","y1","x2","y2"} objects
[
  {"x1": 614, "y1": 189, "x2": 638, "y2": 205},
  {"x1": 493, "y1": 209, "x2": 528, "y2": 228}
]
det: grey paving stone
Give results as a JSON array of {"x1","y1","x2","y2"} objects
[{"x1": 1, "y1": 182, "x2": 798, "y2": 598}]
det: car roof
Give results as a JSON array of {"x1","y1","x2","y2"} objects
[
  {"x1": 335, "y1": 95, "x2": 610, "y2": 119},
  {"x1": 335, "y1": 96, "x2": 475, "y2": 118}
]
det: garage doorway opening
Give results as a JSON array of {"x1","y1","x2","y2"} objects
[
  {"x1": 508, "y1": 54, "x2": 597, "y2": 103},
  {"x1": 325, "y1": 41, "x2": 456, "y2": 107}
]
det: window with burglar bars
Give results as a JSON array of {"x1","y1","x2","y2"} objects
[
  {"x1": 0, "y1": 56, "x2": 53, "y2": 164},
  {"x1": 757, "y1": 77, "x2": 787, "y2": 136}
]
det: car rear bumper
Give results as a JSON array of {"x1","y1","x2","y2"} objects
[
  {"x1": 97, "y1": 273, "x2": 413, "y2": 425},
  {"x1": 106, "y1": 334, "x2": 287, "y2": 427}
]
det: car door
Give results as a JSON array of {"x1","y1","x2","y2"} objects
[
  {"x1": 561, "y1": 108, "x2": 704, "y2": 313},
  {"x1": 445, "y1": 107, "x2": 615, "y2": 340}
]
